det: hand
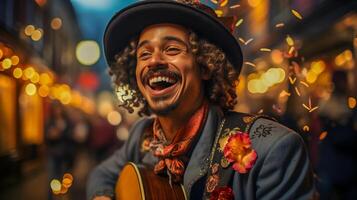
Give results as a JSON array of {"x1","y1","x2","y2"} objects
[{"x1": 93, "y1": 196, "x2": 112, "y2": 200}]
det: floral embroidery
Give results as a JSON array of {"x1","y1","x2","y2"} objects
[
  {"x1": 206, "y1": 174, "x2": 219, "y2": 193},
  {"x1": 251, "y1": 124, "x2": 274, "y2": 139},
  {"x1": 223, "y1": 132, "x2": 257, "y2": 173},
  {"x1": 210, "y1": 186, "x2": 234, "y2": 200}
]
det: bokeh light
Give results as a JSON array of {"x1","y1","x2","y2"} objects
[
  {"x1": 30, "y1": 72, "x2": 40, "y2": 83},
  {"x1": 24, "y1": 25, "x2": 35, "y2": 36},
  {"x1": 348, "y1": 97, "x2": 356, "y2": 109},
  {"x1": 75, "y1": 40, "x2": 100, "y2": 66},
  {"x1": 39, "y1": 73, "x2": 53, "y2": 85},
  {"x1": 50, "y1": 179, "x2": 61, "y2": 194},
  {"x1": 31, "y1": 29, "x2": 43, "y2": 41},
  {"x1": 2, "y1": 58, "x2": 12, "y2": 69},
  {"x1": 13, "y1": 68, "x2": 23, "y2": 79},
  {"x1": 24, "y1": 67, "x2": 35, "y2": 79},
  {"x1": 25, "y1": 83, "x2": 37, "y2": 96},
  {"x1": 116, "y1": 127, "x2": 129, "y2": 141},
  {"x1": 38, "y1": 85, "x2": 50, "y2": 97},
  {"x1": 107, "y1": 110, "x2": 122, "y2": 126},
  {"x1": 11, "y1": 55, "x2": 20, "y2": 65},
  {"x1": 51, "y1": 18, "x2": 62, "y2": 30}
]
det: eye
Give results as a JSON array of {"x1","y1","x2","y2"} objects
[
  {"x1": 165, "y1": 46, "x2": 182, "y2": 55},
  {"x1": 138, "y1": 51, "x2": 151, "y2": 60}
]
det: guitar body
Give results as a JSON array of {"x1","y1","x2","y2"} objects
[{"x1": 115, "y1": 162, "x2": 187, "y2": 200}]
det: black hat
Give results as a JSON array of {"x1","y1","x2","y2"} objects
[{"x1": 104, "y1": 0, "x2": 243, "y2": 73}]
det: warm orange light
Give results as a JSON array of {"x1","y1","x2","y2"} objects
[
  {"x1": 348, "y1": 97, "x2": 356, "y2": 109},
  {"x1": 62, "y1": 173, "x2": 73, "y2": 188},
  {"x1": 343, "y1": 50, "x2": 353, "y2": 61},
  {"x1": 306, "y1": 71, "x2": 317, "y2": 84},
  {"x1": 13, "y1": 68, "x2": 23, "y2": 78},
  {"x1": 24, "y1": 67, "x2": 35, "y2": 79},
  {"x1": 11, "y1": 55, "x2": 20, "y2": 65},
  {"x1": 311, "y1": 61, "x2": 326, "y2": 74},
  {"x1": 38, "y1": 85, "x2": 50, "y2": 97},
  {"x1": 30, "y1": 72, "x2": 40, "y2": 83},
  {"x1": 39, "y1": 73, "x2": 52, "y2": 85},
  {"x1": 2, "y1": 58, "x2": 12, "y2": 69},
  {"x1": 271, "y1": 49, "x2": 284, "y2": 64},
  {"x1": 25, "y1": 83, "x2": 37, "y2": 96},
  {"x1": 24, "y1": 25, "x2": 35, "y2": 36},
  {"x1": 31, "y1": 29, "x2": 43, "y2": 41},
  {"x1": 58, "y1": 84, "x2": 72, "y2": 104},
  {"x1": 248, "y1": 0, "x2": 262, "y2": 7},
  {"x1": 0, "y1": 49, "x2": 3, "y2": 59},
  {"x1": 51, "y1": 18, "x2": 62, "y2": 30}
]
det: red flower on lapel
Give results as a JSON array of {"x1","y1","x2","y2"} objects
[
  {"x1": 223, "y1": 132, "x2": 257, "y2": 173},
  {"x1": 210, "y1": 186, "x2": 234, "y2": 200}
]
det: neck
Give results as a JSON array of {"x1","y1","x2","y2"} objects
[{"x1": 157, "y1": 97, "x2": 206, "y2": 142}]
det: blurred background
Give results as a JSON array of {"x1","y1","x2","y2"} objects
[{"x1": 0, "y1": 0, "x2": 356, "y2": 199}]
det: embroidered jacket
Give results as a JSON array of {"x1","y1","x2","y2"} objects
[{"x1": 87, "y1": 106, "x2": 314, "y2": 199}]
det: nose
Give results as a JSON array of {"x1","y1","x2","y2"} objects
[{"x1": 148, "y1": 51, "x2": 167, "y2": 69}]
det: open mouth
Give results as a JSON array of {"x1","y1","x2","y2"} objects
[{"x1": 144, "y1": 70, "x2": 181, "y2": 91}]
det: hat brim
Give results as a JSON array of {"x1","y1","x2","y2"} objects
[{"x1": 104, "y1": 0, "x2": 243, "y2": 73}]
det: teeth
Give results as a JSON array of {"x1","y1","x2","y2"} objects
[{"x1": 149, "y1": 76, "x2": 176, "y2": 85}]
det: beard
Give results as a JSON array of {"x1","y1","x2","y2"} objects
[{"x1": 148, "y1": 97, "x2": 180, "y2": 116}]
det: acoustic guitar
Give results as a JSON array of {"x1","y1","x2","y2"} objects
[{"x1": 115, "y1": 162, "x2": 187, "y2": 200}]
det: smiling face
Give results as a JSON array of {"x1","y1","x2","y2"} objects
[{"x1": 136, "y1": 24, "x2": 205, "y2": 116}]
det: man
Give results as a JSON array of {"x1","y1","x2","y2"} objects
[{"x1": 87, "y1": 0, "x2": 314, "y2": 199}]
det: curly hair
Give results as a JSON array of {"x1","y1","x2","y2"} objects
[{"x1": 109, "y1": 31, "x2": 239, "y2": 116}]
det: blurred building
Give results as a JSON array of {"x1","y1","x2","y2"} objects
[{"x1": 0, "y1": 0, "x2": 85, "y2": 188}]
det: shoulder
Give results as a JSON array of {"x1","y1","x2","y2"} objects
[
  {"x1": 126, "y1": 117, "x2": 154, "y2": 145},
  {"x1": 249, "y1": 117, "x2": 306, "y2": 159}
]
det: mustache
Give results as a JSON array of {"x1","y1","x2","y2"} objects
[{"x1": 142, "y1": 68, "x2": 181, "y2": 84}]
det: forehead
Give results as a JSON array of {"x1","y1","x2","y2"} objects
[{"x1": 138, "y1": 23, "x2": 190, "y2": 43}]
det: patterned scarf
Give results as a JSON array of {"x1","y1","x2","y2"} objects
[{"x1": 150, "y1": 101, "x2": 209, "y2": 183}]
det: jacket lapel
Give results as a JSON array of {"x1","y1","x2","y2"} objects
[{"x1": 183, "y1": 106, "x2": 223, "y2": 197}]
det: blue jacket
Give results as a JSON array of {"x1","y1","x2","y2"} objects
[{"x1": 87, "y1": 106, "x2": 314, "y2": 199}]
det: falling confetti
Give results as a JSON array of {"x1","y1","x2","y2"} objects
[
  {"x1": 215, "y1": 10, "x2": 223, "y2": 17},
  {"x1": 289, "y1": 76, "x2": 297, "y2": 84},
  {"x1": 235, "y1": 19, "x2": 244, "y2": 27},
  {"x1": 275, "y1": 23, "x2": 285, "y2": 28},
  {"x1": 230, "y1": 4, "x2": 240, "y2": 9},
  {"x1": 210, "y1": 0, "x2": 218, "y2": 4},
  {"x1": 286, "y1": 35, "x2": 294, "y2": 46},
  {"x1": 279, "y1": 90, "x2": 291, "y2": 98},
  {"x1": 288, "y1": 46, "x2": 295, "y2": 55},
  {"x1": 244, "y1": 62, "x2": 256, "y2": 67},
  {"x1": 294, "y1": 86, "x2": 301, "y2": 96},
  {"x1": 303, "y1": 125, "x2": 310, "y2": 132},
  {"x1": 319, "y1": 131, "x2": 328, "y2": 140},
  {"x1": 302, "y1": 97, "x2": 319, "y2": 113},
  {"x1": 238, "y1": 37, "x2": 245, "y2": 44},
  {"x1": 220, "y1": 0, "x2": 228, "y2": 7},
  {"x1": 300, "y1": 81, "x2": 309, "y2": 87},
  {"x1": 260, "y1": 48, "x2": 272, "y2": 52},
  {"x1": 245, "y1": 38, "x2": 254, "y2": 45},
  {"x1": 291, "y1": 9, "x2": 303, "y2": 20}
]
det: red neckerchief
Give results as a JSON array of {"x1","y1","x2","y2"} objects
[{"x1": 150, "y1": 101, "x2": 209, "y2": 183}]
